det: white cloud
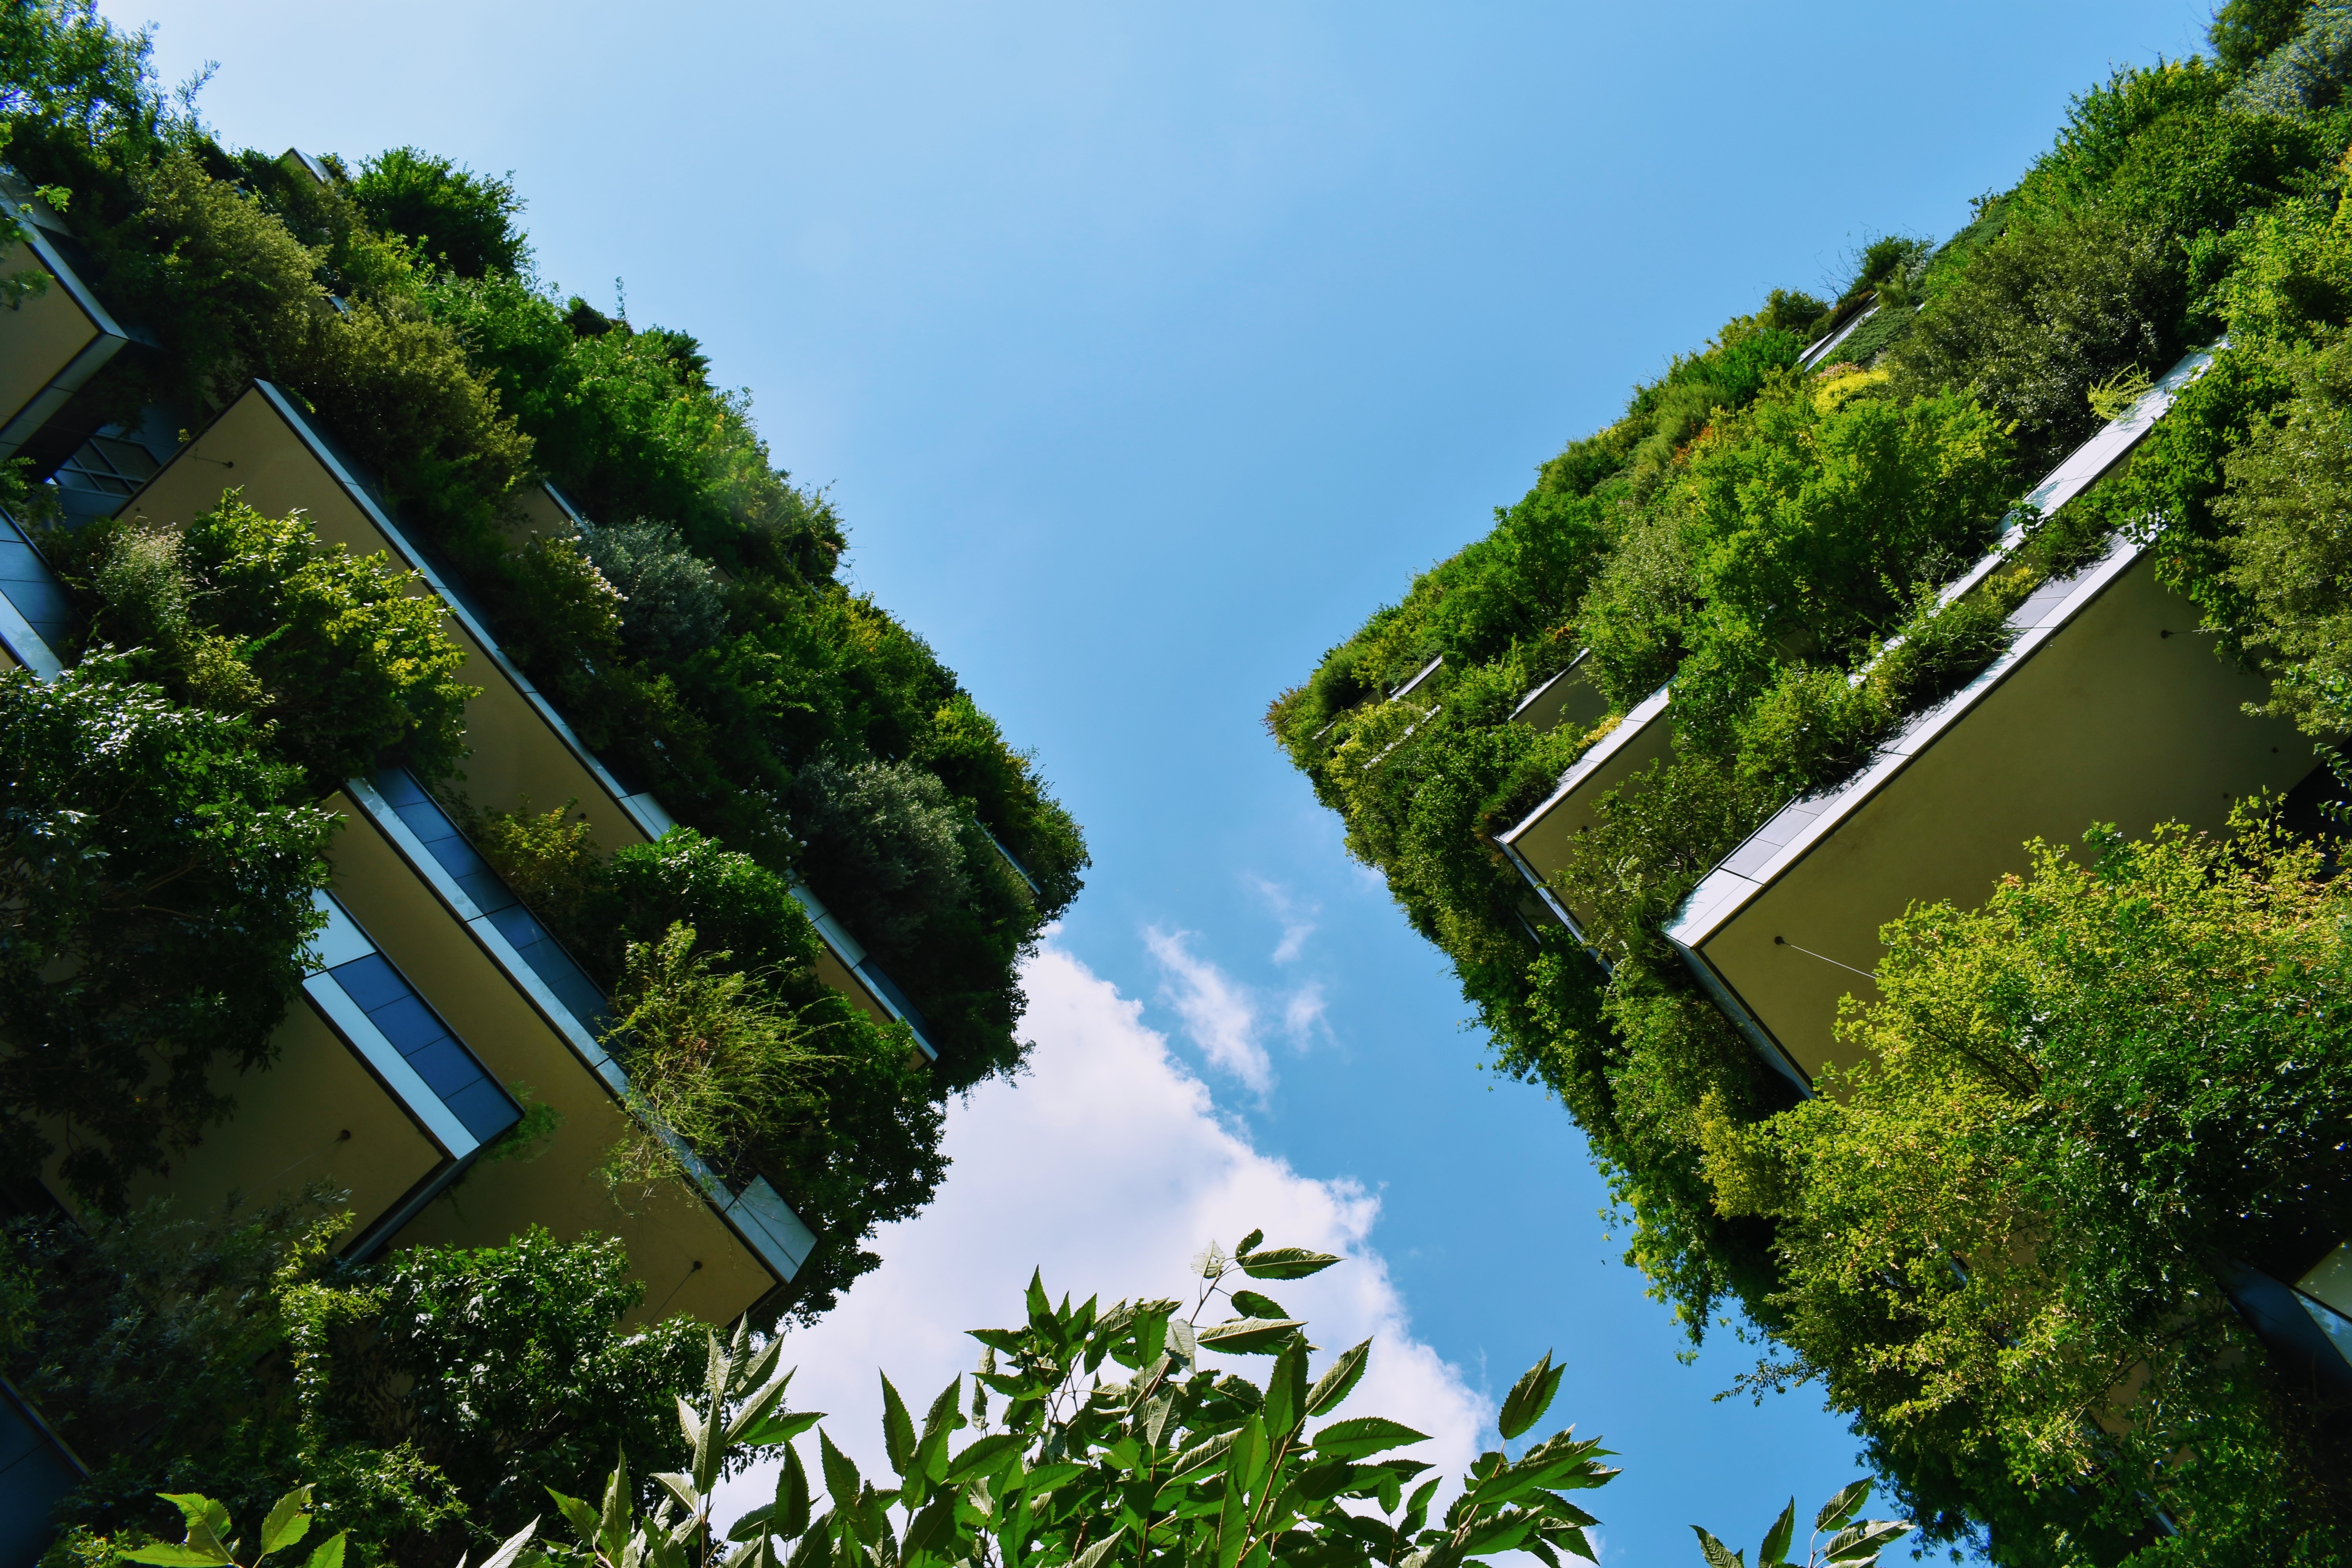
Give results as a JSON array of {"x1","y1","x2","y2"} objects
[
  {"x1": 715, "y1": 939, "x2": 1490, "y2": 1532},
  {"x1": 1282, "y1": 978, "x2": 1328, "y2": 1044},
  {"x1": 1248, "y1": 875, "x2": 1319, "y2": 965},
  {"x1": 1146, "y1": 924, "x2": 1275, "y2": 1094}
]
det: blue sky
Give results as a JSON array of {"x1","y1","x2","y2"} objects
[{"x1": 126, "y1": 1, "x2": 2217, "y2": 1558}]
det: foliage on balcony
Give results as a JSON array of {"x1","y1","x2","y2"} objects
[{"x1": 0, "y1": 660, "x2": 337, "y2": 1210}]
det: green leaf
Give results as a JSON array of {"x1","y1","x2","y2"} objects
[
  {"x1": 881, "y1": 1374, "x2": 916, "y2": 1477},
  {"x1": 1229, "y1": 1290, "x2": 1288, "y2": 1321},
  {"x1": 1234, "y1": 1229, "x2": 1265, "y2": 1258},
  {"x1": 156, "y1": 1495, "x2": 233, "y2": 1566},
  {"x1": 259, "y1": 1488, "x2": 314, "y2": 1557},
  {"x1": 921, "y1": 1377, "x2": 962, "y2": 1443},
  {"x1": 942, "y1": 1432, "x2": 1025, "y2": 1484},
  {"x1": 544, "y1": 1486, "x2": 600, "y2": 1549},
  {"x1": 599, "y1": 1449, "x2": 633, "y2": 1561},
  {"x1": 1231, "y1": 1416, "x2": 1271, "y2": 1500},
  {"x1": 786, "y1": 1517, "x2": 832, "y2": 1568},
  {"x1": 1496, "y1": 1354, "x2": 1562, "y2": 1442},
  {"x1": 778, "y1": 1443, "x2": 813, "y2": 1539},
  {"x1": 1692, "y1": 1527, "x2": 1745, "y2": 1568},
  {"x1": 1215, "y1": 1462, "x2": 1250, "y2": 1568},
  {"x1": 966, "y1": 1327, "x2": 1027, "y2": 1355},
  {"x1": 1402, "y1": 1475, "x2": 1440, "y2": 1534},
  {"x1": 728, "y1": 1372, "x2": 796, "y2": 1448},
  {"x1": 740, "y1": 1410, "x2": 826, "y2": 1448},
  {"x1": 303, "y1": 1533, "x2": 347, "y2": 1568},
  {"x1": 1263, "y1": 1340, "x2": 1307, "y2": 1440},
  {"x1": 1312, "y1": 1417, "x2": 1429, "y2": 1461},
  {"x1": 820, "y1": 1430, "x2": 865, "y2": 1512},
  {"x1": 481, "y1": 1518, "x2": 542, "y2": 1568},
  {"x1": 1074, "y1": 1527, "x2": 1126, "y2": 1568},
  {"x1": 1306, "y1": 1339, "x2": 1370, "y2": 1417},
  {"x1": 1824, "y1": 1519, "x2": 1910, "y2": 1564},
  {"x1": 1007, "y1": 1461, "x2": 1085, "y2": 1497},
  {"x1": 1196, "y1": 1318, "x2": 1305, "y2": 1354},
  {"x1": 655, "y1": 1471, "x2": 703, "y2": 1516},
  {"x1": 1759, "y1": 1499, "x2": 1795, "y2": 1566},
  {"x1": 1236, "y1": 1247, "x2": 1341, "y2": 1281},
  {"x1": 1815, "y1": 1480, "x2": 1869, "y2": 1534},
  {"x1": 1166, "y1": 1427, "x2": 1238, "y2": 1483},
  {"x1": 122, "y1": 1549, "x2": 227, "y2": 1567},
  {"x1": 902, "y1": 1494, "x2": 957, "y2": 1558}
]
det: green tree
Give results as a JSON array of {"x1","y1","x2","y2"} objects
[
  {"x1": 1703, "y1": 815, "x2": 2352, "y2": 1563},
  {"x1": 348, "y1": 147, "x2": 524, "y2": 279}
]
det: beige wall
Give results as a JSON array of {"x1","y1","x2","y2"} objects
[
  {"x1": 1507, "y1": 710, "x2": 1674, "y2": 928},
  {"x1": 1697, "y1": 553, "x2": 2315, "y2": 1081},
  {"x1": 329, "y1": 797, "x2": 777, "y2": 1324},
  {"x1": 121, "y1": 390, "x2": 652, "y2": 853},
  {"x1": 38, "y1": 994, "x2": 446, "y2": 1253},
  {"x1": 0, "y1": 248, "x2": 99, "y2": 427}
]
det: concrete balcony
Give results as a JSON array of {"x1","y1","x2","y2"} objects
[
  {"x1": 1509, "y1": 650, "x2": 1609, "y2": 735},
  {"x1": 1495, "y1": 682, "x2": 1674, "y2": 940},
  {"x1": 345, "y1": 770, "x2": 817, "y2": 1317},
  {"x1": 0, "y1": 175, "x2": 132, "y2": 464},
  {"x1": 1664, "y1": 534, "x2": 2313, "y2": 1091},
  {"x1": 117, "y1": 381, "x2": 675, "y2": 850}
]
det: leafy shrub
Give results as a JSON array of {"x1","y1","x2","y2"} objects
[
  {"x1": 791, "y1": 756, "x2": 975, "y2": 953},
  {"x1": 2217, "y1": 336, "x2": 2352, "y2": 733},
  {"x1": 465, "y1": 813, "x2": 949, "y2": 1321},
  {"x1": 63, "y1": 496, "x2": 474, "y2": 787},
  {"x1": 0, "y1": 661, "x2": 334, "y2": 1209},
  {"x1": 601, "y1": 921, "x2": 829, "y2": 1194},
  {"x1": 1706, "y1": 817, "x2": 2352, "y2": 1563},
  {"x1": 6, "y1": 1196, "x2": 706, "y2": 1560},
  {"x1": 347, "y1": 146, "x2": 523, "y2": 279},
  {"x1": 1895, "y1": 204, "x2": 2186, "y2": 475},
  {"x1": 576, "y1": 518, "x2": 726, "y2": 659}
]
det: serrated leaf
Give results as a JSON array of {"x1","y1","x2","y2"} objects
[
  {"x1": 740, "y1": 1410, "x2": 826, "y2": 1448},
  {"x1": 1229, "y1": 1290, "x2": 1289, "y2": 1321},
  {"x1": 820, "y1": 1430, "x2": 864, "y2": 1512},
  {"x1": 881, "y1": 1374, "x2": 916, "y2": 1477},
  {"x1": 1814, "y1": 1480, "x2": 1869, "y2": 1534},
  {"x1": 601, "y1": 1449, "x2": 634, "y2": 1559},
  {"x1": 1234, "y1": 1229, "x2": 1265, "y2": 1258},
  {"x1": 942, "y1": 1432, "x2": 1024, "y2": 1484},
  {"x1": 727, "y1": 1372, "x2": 795, "y2": 1448},
  {"x1": 1824, "y1": 1519, "x2": 1910, "y2": 1564},
  {"x1": 1312, "y1": 1416, "x2": 1429, "y2": 1461},
  {"x1": 1496, "y1": 1354, "x2": 1561, "y2": 1442},
  {"x1": 1759, "y1": 1498, "x2": 1795, "y2": 1566},
  {"x1": 921, "y1": 1376, "x2": 961, "y2": 1443},
  {"x1": 122, "y1": 1549, "x2": 225, "y2": 1567},
  {"x1": 259, "y1": 1488, "x2": 313, "y2": 1557},
  {"x1": 1307, "y1": 1339, "x2": 1370, "y2": 1417},
  {"x1": 1196, "y1": 1317, "x2": 1305, "y2": 1354},
  {"x1": 1074, "y1": 1526, "x2": 1126, "y2": 1568},
  {"x1": 778, "y1": 1443, "x2": 813, "y2": 1539},
  {"x1": 1167, "y1": 1427, "x2": 1238, "y2": 1481},
  {"x1": 303, "y1": 1534, "x2": 347, "y2": 1568},
  {"x1": 1236, "y1": 1247, "x2": 1341, "y2": 1281},
  {"x1": 655, "y1": 1472, "x2": 702, "y2": 1517},
  {"x1": 1692, "y1": 1527, "x2": 1745, "y2": 1568}
]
